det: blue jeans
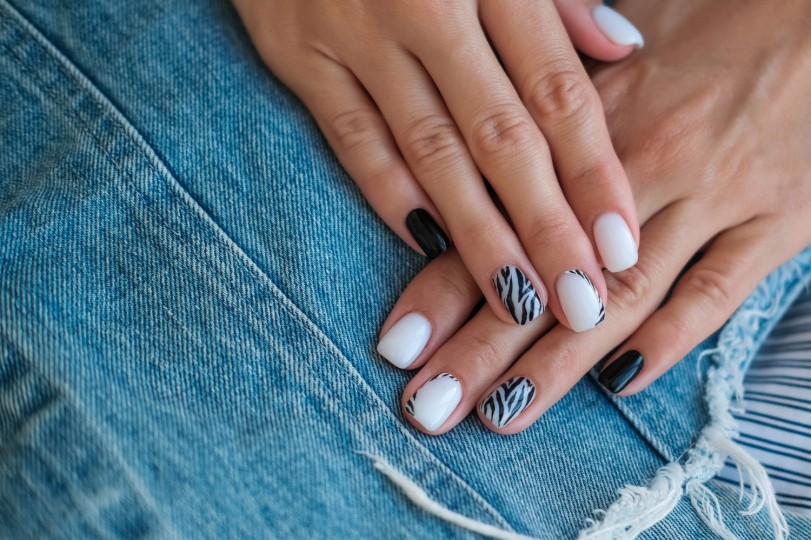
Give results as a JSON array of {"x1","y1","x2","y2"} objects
[{"x1": 1, "y1": 1, "x2": 810, "y2": 538}]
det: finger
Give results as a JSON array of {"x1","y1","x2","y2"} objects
[
  {"x1": 599, "y1": 216, "x2": 786, "y2": 396},
  {"x1": 477, "y1": 202, "x2": 714, "y2": 434},
  {"x1": 347, "y1": 46, "x2": 548, "y2": 326},
  {"x1": 481, "y1": 1, "x2": 641, "y2": 276},
  {"x1": 553, "y1": 0, "x2": 644, "y2": 60},
  {"x1": 408, "y1": 19, "x2": 609, "y2": 333},
  {"x1": 401, "y1": 302, "x2": 555, "y2": 434},
  {"x1": 377, "y1": 248, "x2": 481, "y2": 370},
  {"x1": 295, "y1": 56, "x2": 450, "y2": 258}
]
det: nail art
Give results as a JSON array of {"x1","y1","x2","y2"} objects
[
  {"x1": 377, "y1": 313, "x2": 432, "y2": 369},
  {"x1": 405, "y1": 373, "x2": 462, "y2": 431},
  {"x1": 592, "y1": 5, "x2": 645, "y2": 48},
  {"x1": 493, "y1": 265, "x2": 544, "y2": 325},
  {"x1": 599, "y1": 350, "x2": 644, "y2": 393},
  {"x1": 480, "y1": 376, "x2": 536, "y2": 428},
  {"x1": 557, "y1": 269, "x2": 605, "y2": 332},
  {"x1": 593, "y1": 212, "x2": 638, "y2": 273},
  {"x1": 406, "y1": 209, "x2": 449, "y2": 259}
]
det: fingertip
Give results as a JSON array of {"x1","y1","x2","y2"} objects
[{"x1": 555, "y1": 0, "x2": 639, "y2": 62}]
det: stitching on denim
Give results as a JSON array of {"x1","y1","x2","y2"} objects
[{"x1": 0, "y1": 1, "x2": 515, "y2": 530}]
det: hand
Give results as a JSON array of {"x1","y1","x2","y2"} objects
[
  {"x1": 376, "y1": 0, "x2": 811, "y2": 434},
  {"x1": 233, "y1": 0, "x2": 645, "y2": 333}
]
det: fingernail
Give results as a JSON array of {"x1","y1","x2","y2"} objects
[
  {"x1": 557, "y1": 270, "x2": 605, "y2": 332},
  {"x1": 599, "y1": 350, "x2": 644, "y2": 393},
  {"x1": 592, "y1": 5, "x2": 644, "y2": 48},
  {"x1": 406, "y1": 209, "x2": 449, "y2": 259},
  {"x1": 493, "y1": 265, "x2": 544, "y2": 325},
  {"x1": 594, "y1": 212, "x2": 638, "y2": 273},
  {"x1": 479, "y1": 376, "x2": 536, "y2": 428},
  {"x1": 377, "y1": 313, "x2": 432, "y2": 369},
  {"x1": 405, "y1": 373, "x2": 462, "y2": 431}
]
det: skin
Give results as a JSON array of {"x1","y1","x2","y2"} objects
[
  {"x1": 232, "y1": 0, "x2": 641, "y2": 331},
  {"x1": 382, "y1": 0, "x2": 811, "y2": 434}
]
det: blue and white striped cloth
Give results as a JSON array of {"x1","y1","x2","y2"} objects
[{"x1": 718, "y1": 288, "x2": 811, "y2": 515}]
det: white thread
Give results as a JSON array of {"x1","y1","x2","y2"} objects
[
  {"x1": 686, "y1": 480, "x2": 738, "y2": 540},
  {"x1": 581, "y1": 276, "x2": 796, "y2": 539},
  {"x1": 577, "y1": 463, "x2": 684, "y2": 540},
  {"x1": 359, "y1": 453, "x2": 538, "y2": 540}
]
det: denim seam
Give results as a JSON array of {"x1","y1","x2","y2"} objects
[{"x1": 0, "y1": 1, "x2": 515, "y2": 531}]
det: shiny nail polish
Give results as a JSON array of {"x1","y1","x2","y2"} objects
[
  {"x1": 406, "y1": 209, "x2": 449, "y2": 259},
  {"x1": 592, "y1": 5, "x2": 644, "y2": 48},
  {"x1": 479, "y1": 376, "x2": 536, "y2": 428},
  {"x1": 599, "y1": 350, "x2": 644, "y2": 393},
  {"x1": 405, "y1": 373, "x2": 462, "y2": 431},
  {"x1": 493, "y1": 265, "x2": 544, "y2": 325},
  {"x1": 556, "y1": 269, "x2": 605, "y2": 332},
  {"x1": 377, "y1": 313, "x2": 432, "y2": 369},
  {"x1": 594, "y1": 212, "x2": 638, "y2": 273}
]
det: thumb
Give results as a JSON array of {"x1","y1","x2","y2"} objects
[{"x1": 554, "y1": 0, "x2": 644, "y2": 61}]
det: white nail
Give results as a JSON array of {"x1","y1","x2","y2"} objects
[
  {"x1": 405, "y1": 373, "x2": 462, "y2": 432},
  {"x1": 594, "y1": 212, "x2": 638, "y2": 273},
  {"x1": 377, "y1": 313, "x2": 432, "y2": 369},
  {"x1": 557, "y1": 270, "x2": 606, "y2": 332},
  {"x1": 592, "y1": 5, "x2": 644, "y2": 48}
]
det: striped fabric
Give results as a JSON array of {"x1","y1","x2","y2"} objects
[{"x1": 717, "y1": 288, "x2": 811, "y2": 515}]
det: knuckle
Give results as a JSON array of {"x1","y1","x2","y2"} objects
[
  {"x1": 523, "y1": 217, "x2": 572, "y2": 251},
  {"x1": 469, "y1": 107, "x2": 538, "y2": 160},
  {"x1": 526, "y1": 69, "x2": 592, "y2": 124},
  {"x1": 403, "y1": 115, "x2": 464, "y2": 172},
  {"x1": 605, "y1": 263, "x2": 653, "y2": 313},
  {"x1": 432, "y1": 266, "x2": 476, "y2": 307},
  {"x1": 464, "y1": 334, "x2": 505, "y2": 372},
  {"x1": 682, "y1": 267, "x2": 735, "y2": 310},
  {"x1": 329, "y1": 108, "x2": 385, "y2": 155}
]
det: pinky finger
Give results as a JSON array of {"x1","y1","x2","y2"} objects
[
  {"x1": 598, "y1": 217, "x2": 782, "y2": 396},
  {"x1": 297, "y1": 56, "x2": 449, "y2": 258}
]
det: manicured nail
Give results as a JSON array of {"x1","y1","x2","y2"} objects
[
  {"x1": 592, "y1": 5, "x2": 644, "y2": 48},
  {"x1": 377, "y1": 313, "x2": 432, "y2": 369},
  {"x1": 406, "y1": 209, "x2": 449, "y2": 259},
  {"x1": 594, "y1": 212, "x2": 638, "y2": 273},
  {"x1": 480, "y1": 376, "x2": 536, "y2": 428},
  {"x1": 599, "y1": 350, "x2": 644, "y2": 393},
  {"x1": 405, "y1": 373, "x2": 462, "y2": 431},
  {"x1": 493, "y1": 265, "x2": 544, "y2": 325},
  {"x1": 557, "y1": 269, "x2": 605, "y2": 332}
]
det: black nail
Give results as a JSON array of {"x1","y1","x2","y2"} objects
[
  {"x1": 598, "y1": 350, "x2": 644, "y2": 394},
  {"x1": 406, "y1": 209, "x2": 449, "y2": 259}
]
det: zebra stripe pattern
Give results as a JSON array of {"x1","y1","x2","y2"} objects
[
  {"x1": 493, "y1": 265, "x2": 543, "y2": 325},
  {"x1": 480, "y1": 376, "x2": 537, "y2": 428},
  {"x1": 564, "y1": 269, "x2": 605, "y2": 325}
]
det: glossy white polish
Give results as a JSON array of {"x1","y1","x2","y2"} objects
[
  {"x1": 405, "y1": 374, "x2": 462, "y2": 432},
  {"x1": 377, "y1": 313, "x2": 431, "y2": 369},
  {"x1": 557, "y1": 270, "x2": 605, "y2": 332},
  {"x1": 594, "y1": 212, "x2": 638, "y2": 272},
  {"x1": 592, "y1": 5, "x2": 644, "y2": 48}
]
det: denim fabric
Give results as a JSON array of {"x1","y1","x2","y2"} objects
[{"x1": 1, "y1": 0, "x2": 810, "y2": 538}]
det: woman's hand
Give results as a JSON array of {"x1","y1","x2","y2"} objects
[
  {"x1": 233, "y1": 0, "x2": 644, "y2": 333},
  {"x1": 377, "y1": 0, "x2": 811, "y2": 434}
]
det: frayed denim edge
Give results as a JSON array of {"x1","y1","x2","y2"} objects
[
  {"x1": 367, "y1": 251, "x2": 811, "y2": 540},
  {"x1": 578, "y1": 251, "x2": 811, "y2": 540}
]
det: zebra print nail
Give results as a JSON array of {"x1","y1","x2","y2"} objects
[
  {"x1": 480, "y1": 376, "x2": 537, "y2": 428},
  {"x1": 493, "y1": 265, "x2": 544, "y2": 325},
  {"x1": 557, "y1": 269, "x2": 605, "y2": 332}
]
